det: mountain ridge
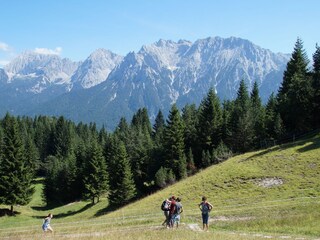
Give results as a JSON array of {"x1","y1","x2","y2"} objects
[{"x1": 0, "y1": 36, "x2": 290, "y2": 129}]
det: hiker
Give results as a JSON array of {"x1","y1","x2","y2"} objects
[
  {"x1": 173, "y1": 197, "x2": 183, "y2": 228},
  {"x1": 161, "y1": 197, "x2": 171, "y2": 227},
  {"x1": 168, "y1": 196, "x2": 177, "y2": 228},
  {"x1": 198, "y1": 196, "x2": 213, "y2": 231},
  {"x1": 42, "y1": 213, "x2": 54, "y2": 233}
]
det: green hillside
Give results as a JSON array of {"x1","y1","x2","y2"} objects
[{"x1": 0, "y1": 131, "x2": 319, "y2": 239}]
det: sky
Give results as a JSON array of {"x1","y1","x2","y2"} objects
[{"x1": 0, "y1": 0, "x2": 319, "y2": 67}]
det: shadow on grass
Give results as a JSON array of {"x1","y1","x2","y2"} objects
[
  {"x1": 296, "y1": 138, "x2": 320, "y2": 153},
  {"x1": 32, "y1": 202, "x2": 93, "y2": 219},
  {"x1": 94, "y1": 204, "x2": 120, "y2": 217},
  {"x1": 0, "y1": 208, "x2": 21, "y2": 217},
  {"x1": 31, "y1": 201, "x2": 67, "y2": 211},
  {"x1": 246, "y1": 133, "x2": 320, "y2": 161}
]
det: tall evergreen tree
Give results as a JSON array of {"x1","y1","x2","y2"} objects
[
  {"x1": 44, "y1": 153, "x2": 79, "y2": 204},
  {"x1": 107, "y1": 137, "x2": 136, "y2": 206},
  {"x1": 114, "y1": 117, "x2": 130, "y2": 145},
  {"x1": 277, "y1": 38, "x2": 312, "y2": 133},
  {"x1": 33, "y1": 116, "x2": 53, "y2": 164},
  {"x1": 250, "y1": 81, "x2": 266, "y2": 147},
  {"x1": 83, "y1": 138, "x2": 109, "y2": 204},
  {"x1": 197, "y1": 88, "x2": 223, "y2": 152},
  {"x1": 128, "y1": 109, "x2": 153, "y2": 194},
  {"x1": 312, "y1": 44, "x2": 320, "y2": 128},
  {"x1": 163, "y1": 104, "x2": 187, "y2": 179},
  {"x1": 265, "y1": 93, "x2": 284, "y2": 140},
  {"x1": 152, "y1": 110, "x2": 165, "y2": 145},
  {"x1": 24, "y1": 135, "x2": 40, "y2": 175},
  {"x1": 150, "y1": 110, "x2": 166, "y2": 181},
  {"x1": 50, "y1": 116, "x2": 73, "y2": 158},
  {"x1": 0, "y1": 113, "x2": 34, "y2": 213},
  {"x1": 230, "y1": 80, "x2": 254, "y2": 152},
  {"x1": 182, "y1": 104, "x2": 198, "y2": 160},
  {"x1": 131, "y1": 108, "x2": 152, "y2": 135}
]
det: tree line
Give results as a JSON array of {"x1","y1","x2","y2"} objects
[{"x1": 0, "y1": 38, "x2": 319, "y2": 213}]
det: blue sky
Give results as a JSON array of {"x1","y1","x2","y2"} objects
[{"x1": 0, "y1": 0, "x2": 319, "y2": 66}]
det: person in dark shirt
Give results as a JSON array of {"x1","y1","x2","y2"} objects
[
  {"x1": 198, "y1": 196, "x2": 213, "y2": 231},
  {"x1": 168, "y1": 195, "x2": 176, "y2": 228}
]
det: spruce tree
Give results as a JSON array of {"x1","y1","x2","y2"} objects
[
  {"x1": 230, "y1": 80, "x2": 254, "y2": 152},
  {"x1": 107, "y1": 138, "x2": 136, "y2": 206},
  {"x1": 50, "y1": 116, "x2": 73, "y2": 158},
  {"x1": 114, "y1": 117, "x2": 130, "y2": 144},
  {"x1": 265, "y1": 93, "x2": 284, "y2": 139},
  {"x1": 250, "y1": 81, "x2": 266, "y2": 147},
  {"x1": 182, "y1": 104, "x2": 198, "y2": 162},
  {"x1": 83, "y1": 138, "x2": 109, "y2": 204},
  {"x1": 0, "y1": 113, "x2": 34, "y2": 213},
  {"x1": 152, "y1": 110, "x2": 165, "y2": 146},
  {"x1": 197, "y1": 88, "x2": 223, "y2": 155},
  {"x1": 277, "y1": 38, "x2": 312, "y2": 133},
  {"x1": 163, "y1": 104, "x2": 187, "y2": 179},
  {"x1": 128, "y1": 111, "x2": 153, "y2": 194},
  {"x1": 150, "y1": 110, "x2": 166, "y2": 181},
  {"x1": 312, "y1": 44, "x2": 320, "y2": 128}
]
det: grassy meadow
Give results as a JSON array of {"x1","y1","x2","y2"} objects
[{"x1": 0, "y1": 131, "x2": 319, "y2": 239}]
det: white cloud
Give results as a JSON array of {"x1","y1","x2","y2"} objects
[
  {"x1": 0, "y1": 42, "x2": 9, "y2": 51},
  {"x1": 34, "y1": 47, "x2": 62, "y2": 55}
]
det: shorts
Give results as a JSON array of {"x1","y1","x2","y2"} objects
[
  {"x1": 42, "y1": 224, "x2": 48, "y2": 231},
  {"x1": 202, "y1": 213, "x2": 209, "y2": 224},
  {"x1": 174, "y1": 214, "x2": 180, "y2": 223}
]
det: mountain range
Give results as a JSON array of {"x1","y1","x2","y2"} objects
[{"x1": 0, "y1": 36, "x2": 289, "y2": 130}]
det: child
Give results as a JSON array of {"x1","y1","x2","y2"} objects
[
  {"x1": 198, "y1": 196, "x2": 213, "y2": 231},
  {"x1": 42, "y1": 213, "x2": 54, "y2": 233}
]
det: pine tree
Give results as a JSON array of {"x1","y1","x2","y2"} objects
[
  {"x1": 128, "y1": 110, "x2": 153, "y2": 194},
  {"x1": 0, "y1": 113, "x2": 34, "y2": 213},
  {"x1": 131, "y1": 108, "x2": 152, "y2": 135},
  {"x1": 182, "y1": 104, "x2": 198, "y2": 161},
  {"x1": 197, "y1": 88, "x2": 222, "y2": 155},
  {"x1": 43, "y1": 153, "x2": 79, "y2": 204},
  {"x1": 50, "y1": 116, "x2": 73, "y2": 158},
  {"x1": 24, "y1": 135, "x2": 40, "y2": 175},
  {"x1": 152, "y1": 110, "x2": 165, "y2": 146},
  {"x1": 33, "y1": 116, "x2": 52, "y2": 165},
  {"x1": 107, "y1": 138, "x2": 136, "y2": 206},
  {"x1": 230, "y1": 80, "x2": 254, "y2": 152},
  {"x1": 250, "y1": 81, "x2": 266, "y2": 147},
  {"x1": 150, "y1": 110, "x2": 166, "y2": 181},
  {"x1": 114, "y1": 117, "x2": 130, "y2": 144},
  {"x1": 312, "y1": 44, "x2": 320, "y2": 128},
  {"x1": 163, "y1": 104, "x2": 187, "y2": 179},
  {"x1": 265, "y1": 93, "x2": 284, "y2": 139},
  {"x1": 277, "y1": 38, "x2": 312, "y2": 133},
  {"x1": 83, "y1": 138, "x2": 109, "y2": 204}
]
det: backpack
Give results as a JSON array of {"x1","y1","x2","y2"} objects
[
  {"x1": 201, "y1": 202, "x2": 211, "y2": 214},
  {"x1": 161, "y1": 200, "x2": 169, "y2": 211}
]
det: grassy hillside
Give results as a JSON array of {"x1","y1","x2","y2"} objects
[{"x1": 0, "y1": 131, "x2": 319, "y2": 239}]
